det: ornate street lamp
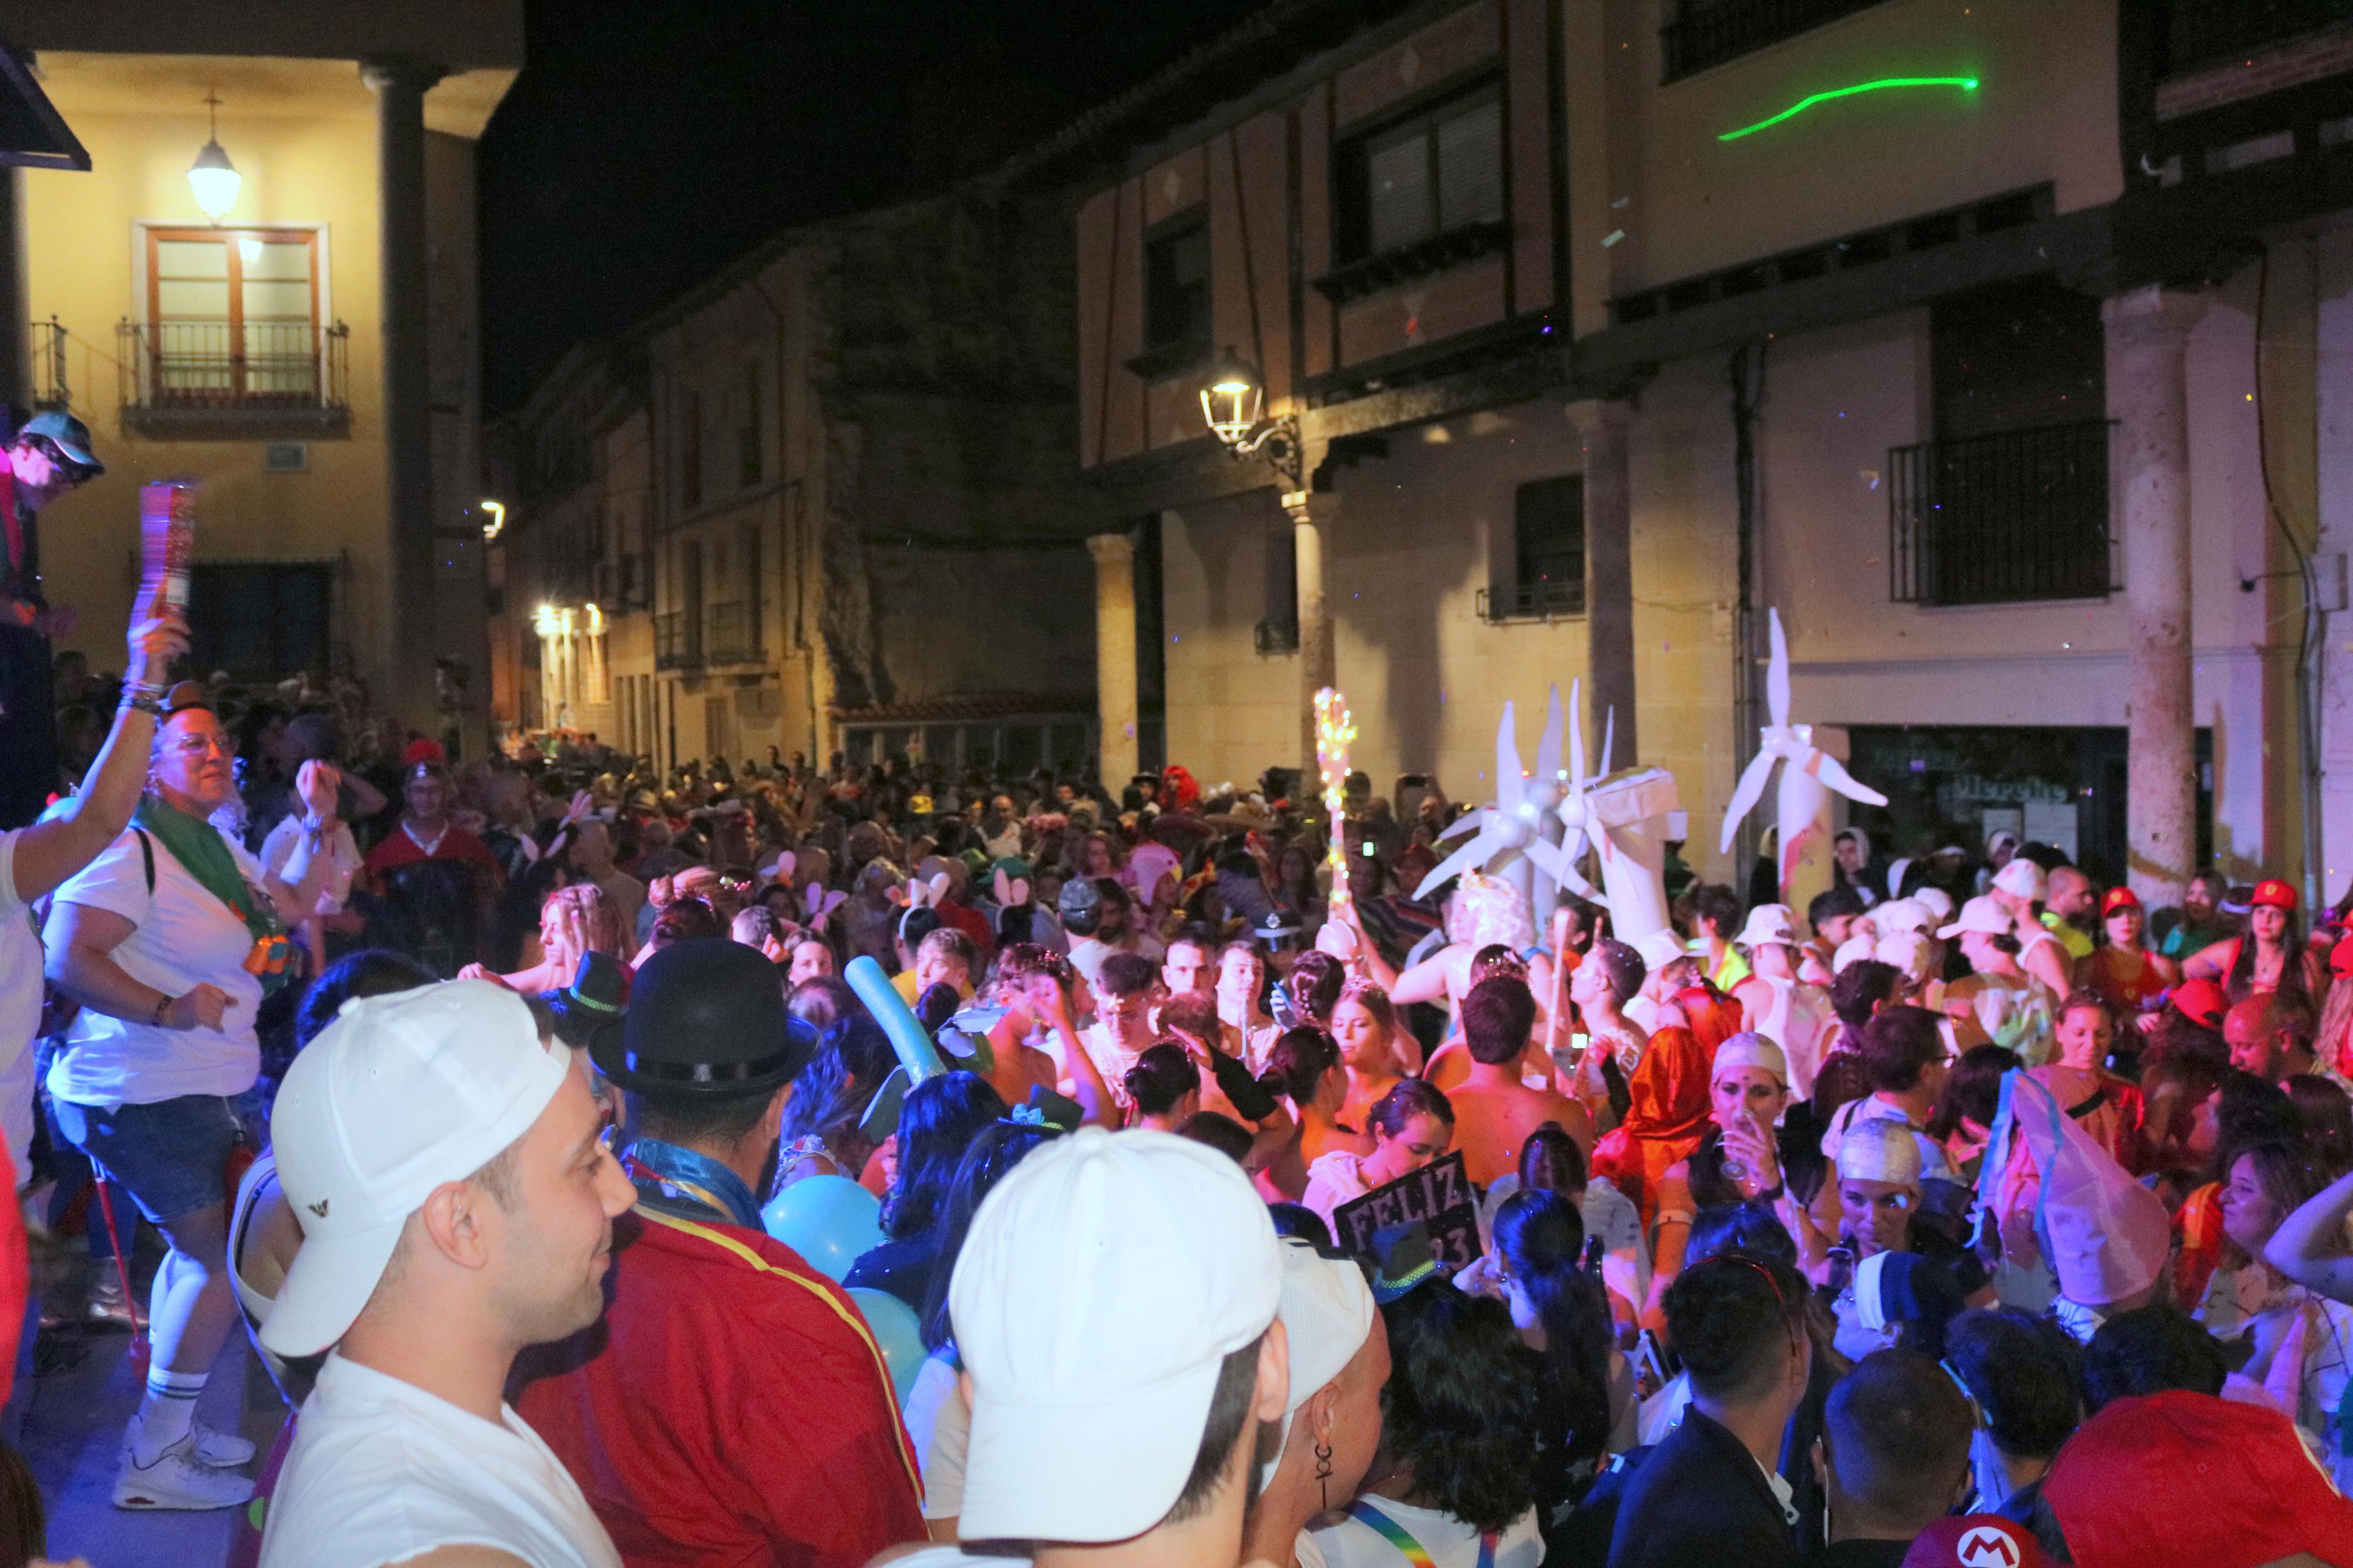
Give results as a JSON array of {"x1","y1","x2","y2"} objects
[
  {"x1": 187, "y1": 92, "x2": 240, "y2": 222},
  {"x1": 1198, "y1": 348, "x2": 1302, "y2": 492}
]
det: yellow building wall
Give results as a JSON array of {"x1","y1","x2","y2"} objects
[
  {"x1": 23, "y1": 79, "x2": 393, "y2": 695},
  {"x1": 1602, "y1": 0, "x2": 2121, "y2": 297}
]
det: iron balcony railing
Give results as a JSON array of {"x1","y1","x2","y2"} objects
[
  {"x1": 654, "y1": 610, "x2": 701, "y2": 671},
  {"x1": 1659, "y1": 0, "x2": 1892, "y2": 82},
  {"x1": 1478, "y1": 579, "x2": 1586, "y2": 622},
  {"x1": 28, "y1": 318, "x2": 68, "y2": 411},
  {"x1": 1255, "y1": 616, "x2": 1300, "y2": 655},
  {"x1": 118, "y1": 318, "x2": 349, "y2": 414},
  {"x1": 1889, "y1": 419, "x2": 2117, "y2": 607},
  {"x1": 705, "y1": 599, "x2": 760, "y2": 664},
  {"x1": 2157, "y1": 0, "x2": 2353, "y2": 74}
]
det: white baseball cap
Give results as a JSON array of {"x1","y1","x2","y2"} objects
[
  {"x1": 1736, "y1": 903, "x2": 1798, "y2": 950},
  {"x1": 1992, "y1": 858, "x2": 2046, "y2": 900},
  {"x1": 1872, "y1": 898, "x2": 1930, "y2": 937},
  {"x1": 1939, "y1": 894, "x2": 2015, "y2": 941},
  {"x1": 950, "y1": 1128, "x2": 1282, "y2": 1542},
  {"x1": 261, "y1": 980, "x2": 570, "y2": 1360},
  {"x1": 1632, "y1": 929, "x2": 1687, "y2": 977}
]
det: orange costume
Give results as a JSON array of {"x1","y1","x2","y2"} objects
[{"x1": 1589, "y1": 1023, "x2": 1715, "y2": 1228}]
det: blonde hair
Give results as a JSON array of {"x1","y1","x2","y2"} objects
[{"x1": 544, "y1": 882, "x2": 627, "y2": 957}]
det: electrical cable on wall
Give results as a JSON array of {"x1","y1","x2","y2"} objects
[{"x1": 2251, "y1": 243, "x2": 2328, "y2": 911}]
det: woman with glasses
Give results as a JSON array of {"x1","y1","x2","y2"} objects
[{"x1": 43, "y1": 695, "x2": 349, "y2": 1510}]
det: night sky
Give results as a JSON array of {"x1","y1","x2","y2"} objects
[{"x1": 480, "y1": 0, "x2": 1271, "y2": 411}]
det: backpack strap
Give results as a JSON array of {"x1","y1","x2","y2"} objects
[{"x1": 134, "y1": 828, "x2": 154, "y2": 897}]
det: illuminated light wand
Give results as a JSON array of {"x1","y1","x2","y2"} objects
[{"x1": 1315, "y1": 687, "x2": 1358, "y2": 930}]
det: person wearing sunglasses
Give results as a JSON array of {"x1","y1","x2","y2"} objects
[{"x1": 0, "y1": 410, "x2": 107, "y2": 831}]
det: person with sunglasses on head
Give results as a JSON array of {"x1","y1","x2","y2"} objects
[
  {"x1": 45, "y1": 686, "x2": 349, "y2": 1510},
  {"x1": 1606, "y1": 1253, "x2": 1812, "y2": 1568},
  {"x1": 0, "y1": 410, "x2": 107, "y2": 831}
]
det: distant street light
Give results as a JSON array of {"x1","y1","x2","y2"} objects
[
  {"x1": 479, "y1": 499, "x2": 506, "y2": 540},
  {"x1": 1199, "y1": 347, "x2": 1302, "y2": 491},
  {"x1": 187, "y1": 92, "x2": 240, "y2": 221}
]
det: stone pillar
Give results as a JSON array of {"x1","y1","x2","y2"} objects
[
  {"x1": 1570, "y1": 398, "x2": 1637, "y2": 765},
  {"x1": 1285, "y1": 487, "x2": 1340, "y2": 777},
  {"x1": 2104, "y1": 285, "x2": 2206, "y2": 906},
  {"x1": 1089, "y1": 531, "x2": 1138, "y2": 787},
  {"x1": 364, "y1": 56, "x2": 446, "y2": 736}
]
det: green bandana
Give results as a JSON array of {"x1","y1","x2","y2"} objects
[{"x1": 132, "y1": 795, "x2": 293, "y2": 994}]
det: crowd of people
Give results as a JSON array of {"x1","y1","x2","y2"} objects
[{"x1": 6, "y1": 590, "x2": 2353, "y2": 1567}]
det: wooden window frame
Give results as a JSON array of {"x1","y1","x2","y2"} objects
[
  {"x1": 144, "y1": 226, "x2": 322, "y2": 404},
  {"x1": 1334, "y1": 76, "x2": 1506, "y2": 267}
]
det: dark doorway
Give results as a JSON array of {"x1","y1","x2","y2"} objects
[{"x1": 188, "y1": 562, "x2": 331, "y2": 682}]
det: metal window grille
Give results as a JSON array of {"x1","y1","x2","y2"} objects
[
  {"x1": 1660, "y1": 0, "x2": 1894, "y2": 82},
  {"x1": 1888, "y1": 419, "x2": 2117, "y2": 606}
]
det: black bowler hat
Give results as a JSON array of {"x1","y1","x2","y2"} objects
[
  {"x1": 593, "y1": 937, "x2": 815, "y2": 1098},
  {"x1": 545, "y1": 951, "x2": 629, "y2": 1052}
]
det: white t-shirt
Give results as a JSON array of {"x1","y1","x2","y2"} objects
[
  {"x1": 0, "y1": 833, "x2": 44, "y2": 1185},
  {"x1": 261, "y1": 1352, "x2": 620, "y2": 1568},
  {"x1": 1309, "y1": 1495, "x2": 1545, "y2": 1568},
  {"x1": 260, "y1": 815, "x2": 360, "y2": 916},
  {"x1": 45, "y1": 824, "x2": 266, "y2": 1107}
]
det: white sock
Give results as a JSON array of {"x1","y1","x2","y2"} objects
[{"x1": 130, "y1": 1368, "x2": 205, "y2": 1463}]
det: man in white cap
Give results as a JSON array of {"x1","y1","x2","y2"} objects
[
  {"x1": 1988, "y1": 858, "x2": 2071, "y2": 998},
  {"x1": 1729, "y1": 905, "x2": 1832, "y2": 1100},
  {"x1": 894, "y1": 1127, "x2": 1287, "y2": 1568},
  {"x1": 1243, "y1": 1240, "x2": 1388, "y2": 1568},
  {"x1": 257, "y1": 980, "x2": 638, "y2": 1568}
]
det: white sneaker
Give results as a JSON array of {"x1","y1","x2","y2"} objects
[
  {"x1": 118, "y1": 1414, "x2": 255, "y2": 1469},
  {"x1": 112, "y1": 1438, "x2": 256, "y2": 1510},
  {"x1": 190, "y1": 1420, "x2": 255, "y2": 1468}
]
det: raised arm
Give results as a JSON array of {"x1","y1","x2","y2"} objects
[
  {"x1": 2266, "y1": 1165, "x2": 2353, "y2": 1304},
  {"x1": 257, "y1": 760, "x2": 347, "y2": 925},
  {"x1": 10, "y1": 610, "x2": 185, "y2": 904}
]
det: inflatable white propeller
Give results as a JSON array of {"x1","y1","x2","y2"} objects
[
  {"x1": 1415, "y1": 700, "x2": 1559, "y2": 899},
  {"x1": 1717, "y1": 607, "x2": 1889, "y2": 890}
]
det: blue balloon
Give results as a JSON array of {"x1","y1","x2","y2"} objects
[
  {"x1": 845, "y1": 954, "x2": 948, "y2": 1085},
  {"x1": 761, "y1": 1174, "x2": 883, "y2": 1282},
  {"x1": 846, "y1": 1286, "x2": 927, "y2": 1404}
]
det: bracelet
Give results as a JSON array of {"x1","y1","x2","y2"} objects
[
  {"x1": 150, "y1": 993, "x2": 172, "y2": 1027},
  {"x1": 120, "y1": 692, "x2": 165, "y2": 719}
]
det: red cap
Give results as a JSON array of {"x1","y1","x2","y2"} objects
[
  {"x1": 400, "y1": 737, "x2": 448, "y2": 769},
  {"x1": 2043, "y1": 1390, "x2": 2353, "y2": 1568},
  {"x1": 1903, "y1": 1516, "x2": 2049, "y2": 1568},
  {"x1": 2171, "y1": 977, "x2": 2228, "y2": 1029},
  {"x1": 2331, "y1": 933, "x2": 2353, "y2": 979},
  {"x1": 2100, "y1": 887, "x2": 2141, "y2": 917},
  {"x1": 2251, "y1": 877, "x2": 2298, "y2": 911}
]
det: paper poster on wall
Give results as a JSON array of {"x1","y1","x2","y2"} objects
[{"x1": 2022, "y1": 799, "x2": 2078, "y2": 862}]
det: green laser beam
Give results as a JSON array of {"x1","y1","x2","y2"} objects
[{"x1": 1718, "y1": 76, "x2": 1979, "y2": 141}]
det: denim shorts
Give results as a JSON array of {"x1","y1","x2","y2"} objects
[{"x1": 52, "y1": 1093, "x2": 244, "y2": 1226}]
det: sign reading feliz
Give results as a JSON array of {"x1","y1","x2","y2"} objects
[{"x1": 1330, "y1": 1151, "x2": 1482, "y2": 1274}]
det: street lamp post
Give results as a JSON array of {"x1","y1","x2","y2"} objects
[{"x1": 1198, "y1": 348, "x2": 1330, "y2": 777}]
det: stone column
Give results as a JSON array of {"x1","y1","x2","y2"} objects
[
  {"x1": 2104, "y1": 285, "x2": 2206, "y2": 906},
  {"x1": 1285, "y1": 487, "x2": 1340, "y2": 777},
  {"x1": 1570, "y1": 398, "x2": 1637, "y2": 765},
  {"x1": 1089, "y1": 531, "x2": 1138, "y2": 788},
  {"x1": 364, "y1": 56, "x2": 446, "y2": 735}
]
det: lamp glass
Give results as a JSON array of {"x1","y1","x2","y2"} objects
[
  {"x1": 1199, "y1": 381, "x2": 1262, "y2": 447},
  {"x1": 189, "y1": 140, "x2": 240, "y2": 220}
]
